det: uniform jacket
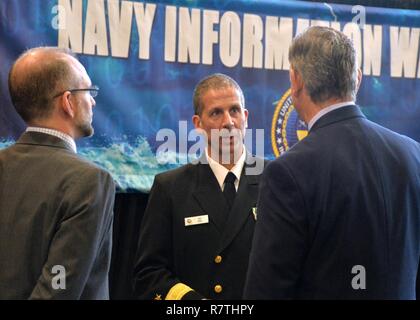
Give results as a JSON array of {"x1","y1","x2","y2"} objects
[{"x1": 134, "y1": 153, "x2": 267, "y2": 299}]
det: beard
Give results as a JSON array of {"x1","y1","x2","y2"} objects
[
  {"x1": 78, "y1": 122, "x2": 94, "y2": 137},
  {"x1": 75, "y1": 114, "x2": 94, "y2": 137}
]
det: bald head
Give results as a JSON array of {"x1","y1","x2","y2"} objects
[{"x1": 8, "y1": 47, "x2": 82, "y2": 123}]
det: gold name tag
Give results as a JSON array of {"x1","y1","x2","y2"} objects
[{"x1": 184, "y1": 215, "x2": 209, "y2": 227}]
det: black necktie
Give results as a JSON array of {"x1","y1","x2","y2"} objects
[{"x1": 223, "y1": 172, "x2": 237, "y2": 211}]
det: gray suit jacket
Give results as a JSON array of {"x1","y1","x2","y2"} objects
[{"x1": 0, "y1": 132, "x2": 115, "y2": 299}]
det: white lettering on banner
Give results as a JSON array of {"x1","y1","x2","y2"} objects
[
  {"x1": 311, "y1": 19, "x2": 330, "y2": 27},
  {"x1": 164, "y1": 5, "x2": 176, "y2": 62},
  {"x1": 363, "y1": 25, "x2": 382, "y2": 76},
  {"x1": 295, "y1": 18, "x2": 310, "y2": 36},
  {"x1": 265, "y1": 17, "x2": 292, "y2": 70},
  {"x1": 330, "y1": 22, "x2": 341, "y2": 31},
  {"x1": 390, "y1": 26, "x2": 420, "y2": 78},
  {"x1": 84, "y1": 0, "x2": 108, "y2": 56},
  {"x1": 134, "y1": 2, "x2": 156, "y2": 59},
  {"x1": 58, "y1": 0, "x2": 156, "y2": 58},
  {"x1": 202, "y1": 10, "x2": 219, "y2": 65},
  {"x1": 58, "y1": 0, "x2": 83, "y2": 53},
  {"x1": 243, "y1": 14, "x2": 263, "y2": 69},
  {"x1": 108, "y1": 0, "x2": 133, "y2": 58},
  {"x1": 53, "y1": 1, "x2": 420, "y2": 78},
  {"x1": 219, "y1": 11, "x2": 241, "y2": 68},
  {"x1": 178, "y1": 7, "x2": 201, "y2": 64}
]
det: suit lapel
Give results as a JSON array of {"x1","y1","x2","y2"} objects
[
  {"x1": 192, "y1": 163, "x2": 229, "y2": 233},
  {"x1": 218, "y1": 160, "x2": 260, "y2": 253}
]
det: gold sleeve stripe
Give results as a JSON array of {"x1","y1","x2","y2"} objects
[{"x1": 165, "y1": 283, "x2": 194, "y2": 300}]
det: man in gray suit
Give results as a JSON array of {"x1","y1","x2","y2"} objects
[
  {"x1": 133, "y1": 74, "x2": 266, "y2": 300},
  {"x1": 0, "y1": 47, "x2": 115, "y2": 299}
]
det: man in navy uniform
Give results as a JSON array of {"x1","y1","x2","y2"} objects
[{"x1": 133, "y1": 73, "x2": 266, "y2": 299}]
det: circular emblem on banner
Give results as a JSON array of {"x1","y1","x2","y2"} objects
[{"x1": 271, "y1": 89, "x2": 308, "y2": 157}]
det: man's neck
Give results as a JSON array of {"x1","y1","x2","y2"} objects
[
  {"x1": 28, "y1": 119, "x2": 76, "y2": 139},
  {"x1": 303, "y1": 97, "x2": 351, "y2": 125},
  {"x1": 207, "y1": 148, "x2": 243, "y2": 170}
]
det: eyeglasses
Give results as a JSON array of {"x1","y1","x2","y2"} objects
[{"x1": 52, "y1": 85, "x2": 100, "y2": 99}]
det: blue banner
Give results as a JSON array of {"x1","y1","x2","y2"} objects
[{"x1": 1, "y1": 0, "x2": 420, "y2": 191}]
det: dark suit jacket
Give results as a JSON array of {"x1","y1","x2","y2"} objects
[
  {"x1": 0, "y1": 132, "x2": 115, "y2": 299},
  {"x1": 244, "y1": 105, "x2": 420, "y2": 299},
  {"x1": 133, "y1": 154, "x2": 267, "y2": 299}
]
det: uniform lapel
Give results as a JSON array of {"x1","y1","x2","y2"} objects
[
  {"x1": 192, "y1": 163, "x2": 229, "y2": 233},
  {"x1": 218, "y1": 158, "x2": 260, "y2": 253}
]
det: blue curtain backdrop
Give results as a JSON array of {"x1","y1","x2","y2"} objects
[{"x1": 1, "y1": 0, "x2": 419, "y2": 192}]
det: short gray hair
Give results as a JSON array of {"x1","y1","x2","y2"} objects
[
  {"x1": 193, "y1": 73, "x2": 245, "y2": 115},
  {"x1": 288, "y1": 26, "x2": 358, "y2": 103}
]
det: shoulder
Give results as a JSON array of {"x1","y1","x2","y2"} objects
[
  {"x1": 57, "y1": 151, "x2": 115, "y2": 188},
  {"x1": 366, "y1": 120, "x2": 420, "y2": 148},
  {"x1": 153, "y1": 163, "x2": 198, "y2": 186}
]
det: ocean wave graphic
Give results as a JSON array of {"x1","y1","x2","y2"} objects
[
  {"x1": 1, "y1": 137, "x2": 187, "y2": 193},
  {"x1": 0, "y1": 140, "x2": 13, "y2": 149},
  {"x1": 78, "y1": 136, "x2": 188, "y2": 193}
]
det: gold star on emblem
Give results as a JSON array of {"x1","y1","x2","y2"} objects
[{"x1": 154, "y1": 294, "x2": 162, "y2": 300}]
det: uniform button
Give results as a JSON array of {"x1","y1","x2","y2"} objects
[
  {"x1": 214, "y1": 255, "x2": 222, "y2": 264},
  {"x1": 214, "y1": 285, "x2": 222, "y2": 293}
]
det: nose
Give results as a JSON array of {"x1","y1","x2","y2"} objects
[{"x1": 222, "y1": 111, "x2": 234, "y2": 129}]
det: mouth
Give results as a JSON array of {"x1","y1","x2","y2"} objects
[{"x1": 219, "y1": 134, "x2": 241, "y2": 149}]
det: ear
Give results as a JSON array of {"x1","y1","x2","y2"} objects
[
  {"x1": 192, "y1": 114, "x2": 201, "y2": 129},
  {"x1": 243, "y1": 108, "x2": 249, "y2": 128},
  {"x1": 356, "y1": 68, "x2": 363, "y2": 93},
  {"x1": 58, "y1": 91, "x2": 76, "y2": 118},
  {"x1": 290, "y1": 67, "x2": 303, "y2": 97}
]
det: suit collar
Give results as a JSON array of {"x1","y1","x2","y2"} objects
[
  {"x1": 308, "y1": 101, "x2": 355, "y2": 131},
  {"x1": 16, "y1": 131, "x2": 76, "y2": 153},
  {"x1": 26, "y1": 126, "x2": 77, "y2": 152},
  {"x1": 310, "y1": 105, "x2": 365, "y2": 133}
]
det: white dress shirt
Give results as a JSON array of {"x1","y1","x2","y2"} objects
[
  {"x1": 308, "y1": 101, "x2": 356, "y2": 131},
  {"x1": 205, "y1": 147, "x2": 246, "y2": 192}
]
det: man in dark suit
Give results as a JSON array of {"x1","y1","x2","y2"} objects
[
  {"x1": 0, "y1": 47, "x2": 115, "y2": 299},
  {"x1": 133, "y1": 73, "x2": 266, "y2": 300},
  {"x1": 244, "y1": 26, "x2": 420, "y2": 299}
]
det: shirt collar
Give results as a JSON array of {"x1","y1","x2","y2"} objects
[
  {"x1": 205, "y1": 147, "x2": 246, "y2": 191},
  {"x1": 308, "y1": 101, "x2": 356, "y2": 131},
  {"x1": 26, "y1": 127, "x2": 77, "y2": 153}
]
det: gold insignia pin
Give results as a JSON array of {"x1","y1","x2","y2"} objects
[{"x1": 252, "y1": 207, "x2": 257, "y2": 220}]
